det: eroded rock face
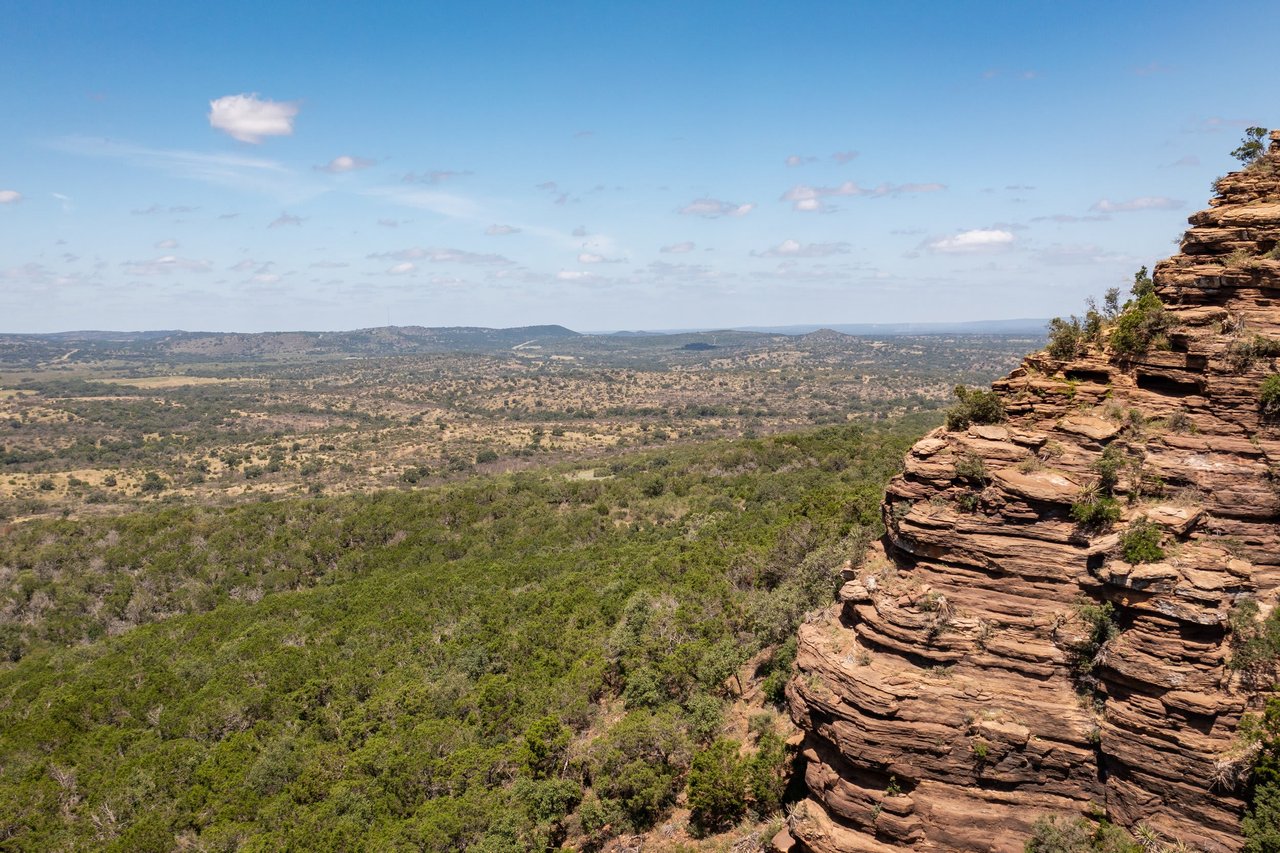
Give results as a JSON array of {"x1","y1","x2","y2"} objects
[{"x1": 786, "y1": 131, "x2": 1280, "y2": 852}]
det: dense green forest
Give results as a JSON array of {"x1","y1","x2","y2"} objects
[{"x1": 0, "y1": 415, "x2": 933, "y2": 851}]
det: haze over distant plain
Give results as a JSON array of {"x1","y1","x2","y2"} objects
[{"x1": 1, "y1": 0, "x2": 1275, "y2": 333}]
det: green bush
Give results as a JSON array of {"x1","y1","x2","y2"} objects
[
  {"x1": 687, "y1": 739, "x2": 747, "y2": 831},
  {"x1": 1025, "y1": 815, "x2": 1140, "y2": 852},
  {"x1": 1093, "y1": 444, "x2": 1126, "y2": 493},
  {"x1": 139, "y1": 471, "x2": 167, "y2": 493},
  {"x1": 1261, "y1": 375, "x2": 1280, "y2": 419},
  {"x1": 1070, "y1": 495, "x2": 1121, "y2": 527},
  {"x1": 1104, "y1": 266, "x2": 1171, "y2": 356},
  {"x1": 953, "y1": 452, "x2": 989, "y2": 484},
  {"x1": 1228, "y1": 599, "x2": 1280, "y2": 674},
  {"x1": 1119, "y1": 517, "x2": 1164, "y2": 564},
  {"x1": 945, "y1": 385, "x2": 1006, "y2": 432},
  {"x1": 1073, "y1": 601, "x2": 1120, "y2": 675}
]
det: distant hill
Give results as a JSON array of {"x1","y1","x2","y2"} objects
[{"x1": 0, "y1": 325, "x2": 582, "y2": 365}]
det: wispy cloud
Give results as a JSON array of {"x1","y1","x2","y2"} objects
[
  {"x1": 403, "y1": 169, "x2": 472, "y2": 184},
  {"x1": 387, "y1": 262, "x2": 416, "y2": 275},
  {"x1": 268, "y1": 212, "x2": 304, "y2": 228},
  {"x1": 678, "y1": 198, "x2": 754, "y2": 218},
  {"x1": 52, "y1": 136, "x2": 318, "y2": 202},
  {"x1": 660, "y1": 241, "x2": 695, "y2": 254},
  {"x1": 208, "y1": 93, "x2": 299, "y2": 143},
  {"x1": 785, "y1": 154, "x2": 817, "y2": 167},
  {"x1": 782, "y1": 180, "x2": 944, "y2": 211},
  {"x1": 1035, "y1": 243, "x2": 1130, "y2": 266},
  {"x1": 361, "y1": 185, "x2": 483, "y2": 220},
  {"x1": 155, "y1": 238, "x2": 179, "y2": 249},
  {"x1": 1090, "y1": 196, "x2": 1182, "y2": 213},
  {"x1": 131, "y1": 203, "x2": 199, "y2": 215},
  {"x1": 832, "y1": 150, "x2": 859, "y2": 164},
  {"x1": 0, "y1": 190, "x2": 22, "y2": 204},
  {"x1": 370, "y1": 247, "x2": 512, "y2": 265},
  {"x1": 485, "y1": 224, "x2": 521, "y2": 236},
  {"x1": 1031, "y1": 213, "x2": 1110, "y2": 223},
  {"x1": 924, "y1": 229, "x2": 1014, "y2": 253},
  {"x1": 317, "y1": 155, "x2": 375, "y2": 173},
  {"x1": 754, "y1": 239, "x2": 850, "y2": 258},
  {"x1": 122, "y1": 255, "x2": 212, "y2": 275}
]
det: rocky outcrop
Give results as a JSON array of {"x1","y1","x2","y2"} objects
[{"x1": 786, "y1": 131, "x2": 1280, "y2": 852}]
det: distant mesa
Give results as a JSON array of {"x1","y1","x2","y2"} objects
[{"x1": 681, "y1": 341, "x2": 717, "y2": 351}]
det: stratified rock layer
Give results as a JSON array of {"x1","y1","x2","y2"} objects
[{"x1": 787, "y1": 131, "x2": 1280, "y2": 852}]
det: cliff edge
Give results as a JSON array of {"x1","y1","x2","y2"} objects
[{"x1": 786, "y1": 130, "x2": 1280, "y2": 852}]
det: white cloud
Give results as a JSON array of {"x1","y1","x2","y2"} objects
[
  {"x1": 0, "y1": 190, "x2": 22, "y2": 204},
  {"x1": 485, "y1": 224, "x2": 521, "y2": 236},
  {"x1": 678, "y1": 198, "x2": 754, "y2": 218},
  {"x1": 155, "y1": 238, "x2": 179, "y2": 249},
  {"x1": 924, "y1": 229, "x2": 1014, "y2": 253},
  {"x1": 557, "y1": 270, "x2": 595, "y2": 281},
  {"x1": 755, "y1": 239, "x2": 850, "y2": 258},
  {"x1": 317, "y1": 155, "x2": 374, "y2": 173},
  {"x1": 832, "y1": 150, "x2": 859, "y2": 164},
  {"x1": 387, "y1": 262, "x2": 416, "y2": 275},
  {"x1": 122, "y1": 255, "x2": 212, "y2": 275},
  {"x1": 269, "y1": 212, "x2": 303, "y2": 228},
  {"x1": 208, "y1": 93, "x2": 299, "y2": 143},
  {"x1": 1090, "y1": 196, "x2": 1183, "y2": 213},
  {"x1": 252, "y1": 272, "x2": 282, "y2": 284},
  {"x1": 661, "y1": 241, "x2": 695, "y2": 254},
  {"x1": 785, "y1": 154, "x2": 816, "y2": 167}
]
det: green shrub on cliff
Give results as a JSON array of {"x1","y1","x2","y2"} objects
[
  {"x1": 1260, "y1": 375, "x2": 1280, "y2": 418},
  {"x1": 1025, "y1": 815, "x2": 1140, "y2": 852},
  {"x1": 1119, "y1": 517, "x2": 1165, "y2": 564},
  {"x1": 1109, "y1": 267, "x2": 1172, "y2": 356},
  {"x1": 945, "y1": 385, "x2": 1006, "y2": 431}
]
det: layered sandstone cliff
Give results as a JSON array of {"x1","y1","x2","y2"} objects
[{"x1": 786, "y1": 131, "x2": 1280, "y2": 852}]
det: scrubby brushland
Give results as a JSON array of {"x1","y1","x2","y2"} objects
[
  {"x1": 0, "y1": 417, "x2": 930, "y2": 851},
  {"x1": 0, "y1": 331, "x2": 1035, "y2": 521}
]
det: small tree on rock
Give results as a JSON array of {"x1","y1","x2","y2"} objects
[{"x1": 1233, "y1": 127, "x2": 1269, "y2": 166}]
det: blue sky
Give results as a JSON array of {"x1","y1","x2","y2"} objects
[{"x1": 1, "y1": 1, "x2": 1275, "y2": 333}]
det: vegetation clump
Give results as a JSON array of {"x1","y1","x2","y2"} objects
[
  {"x1": 1109, "y1": 267, "x2": 1172, "y2": 356},
  {"x1": 1233, "y1": 127, "x2": 1270, "y2": 166},
  {"x1": 1240, "y1": 697, "x2": 1280, "y2": 850},
  {"x1": 1226, "y1": 335, "x2": 1280, "y2": 373},
  {"x1": 1260, "y1": 375, "x2": 1280, "y2": 419},
  {"x1": 1072, "y1": 600, "x2": 1120, "y2": 676},
  {"x1": 1119, "y1": 517, "x2": 1165, "y2": 564},
  {"x1": 1025, "y1": 814, "x2": 1140, "y2": 852},
  {"x1": 1070, "y1": 494, "x2": 1121, "y2": 528},
  {"x1": 945, "y1": 385, "x2": 1006, "y2": 431},
  {"x1": 1227, "y1": 599, "x2": 1280, "y2": 677}
]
